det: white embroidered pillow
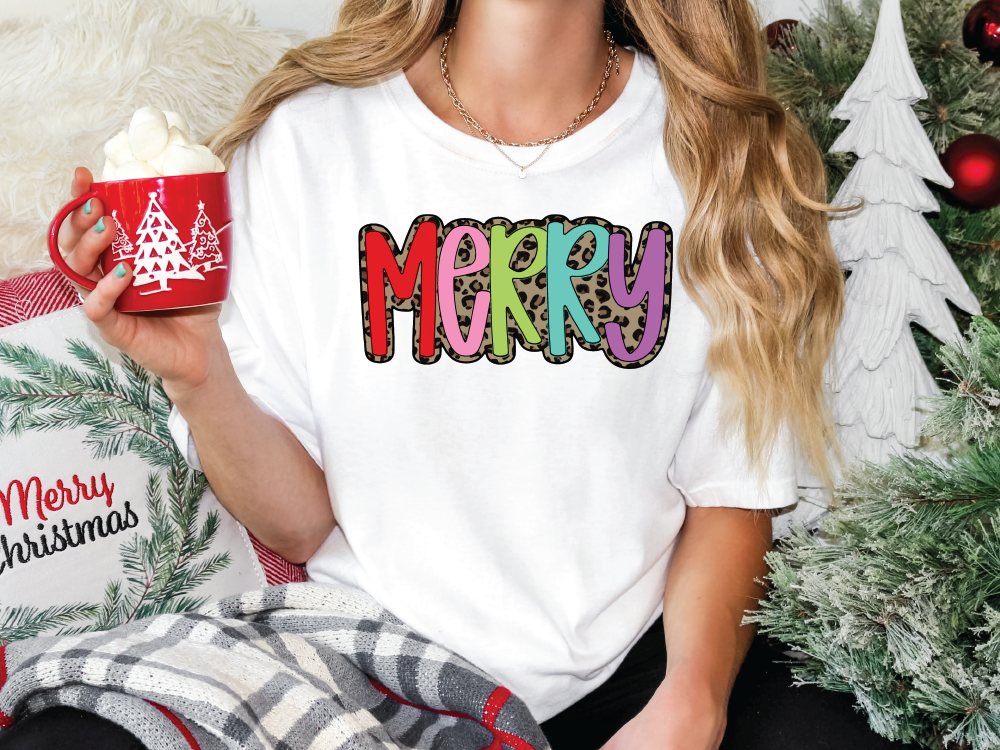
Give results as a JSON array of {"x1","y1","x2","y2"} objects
[{"x1": 0, "y1": 307, "x2": 266, "y2": 642}]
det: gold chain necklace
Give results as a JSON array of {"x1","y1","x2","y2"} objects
[{"x1": 439, "y1": 27, "x2": 620, "y2": 178}]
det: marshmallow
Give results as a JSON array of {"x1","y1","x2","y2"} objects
[
  {"x1": 101, "y1": 158, "x2": 117, "y2": 182},
  {"x1": 162, "y1": 144, "x2": 217, "y2": 176},
  {"x1": 103, "y1": 130, "x2": 133, "y2": 168},
  {"x1": 148, "y1": 126, "x2": 194, "y2": 173},
  {"x1": 102, "y1": 108, "x2": 225, "y2": 179},
  {"x1": 128, "y1": 107, "x2": 170, "y2": 161},
  {"x1": 164, "y1": 110, "x2": 190, "y2": 135},
  {"x1": 115, "y1": 160, "x2": 160, "y2": 180}
]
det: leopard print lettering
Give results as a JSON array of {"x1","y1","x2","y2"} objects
[{"x1": 358, "y1": 215, "x2": 672, "y2": 368}]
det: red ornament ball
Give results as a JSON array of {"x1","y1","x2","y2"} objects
[
  {"x1": 765, "y1": 19, "x2": 803, "y2": 55},
  {"x1": 941, "y1": 134, "x2": 1000, "y2": 210},
  {"x1": 963, "y1": 0, "x2": 1000, "y2": 66}
]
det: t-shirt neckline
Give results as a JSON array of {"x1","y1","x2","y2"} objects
[{"x1": 380, "y1": 50, "x2": 661, "y2": 176}]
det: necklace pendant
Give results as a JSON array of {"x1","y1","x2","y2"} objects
[{"x1": 441, "y1": 26, "x2": 615, "y2": 182}]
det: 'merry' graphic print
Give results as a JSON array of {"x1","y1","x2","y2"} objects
[{"x1": 359, "y1": 215, "x2": 672, "y2": 368}]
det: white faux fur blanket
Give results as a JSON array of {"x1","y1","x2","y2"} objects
[{"x1": 0, "y1": 0, "x2": 304, "y2": 280}]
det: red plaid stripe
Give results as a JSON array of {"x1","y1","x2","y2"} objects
[
  {"x1": 146, "y1": 702, "x2": 202, "y2": 750},
  {"x1": 0, "y1": 271, "x2": 305, "y2": 586}
]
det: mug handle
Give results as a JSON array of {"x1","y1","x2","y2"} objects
[{"x1": 48, "y1": 190, "x2": 100, "y2": 291}]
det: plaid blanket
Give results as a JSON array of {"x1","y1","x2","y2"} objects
[{"x1": 0, "y1": 583, "x2": 549, "y2": 750}]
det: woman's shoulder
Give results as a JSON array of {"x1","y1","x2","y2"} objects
[{"x1": 230, "y1": 76, "x2": 397, "y2": 191}]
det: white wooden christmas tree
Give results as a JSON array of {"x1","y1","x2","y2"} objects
[
  {"x1": 131, "y1": 192, "x2": 204, "y2": 295},
  {"x1": 827, "y1": 0, "x2": 980, "y2": 467},
  {"x1": 188, "y1": 201, "x2": 226, "y2": 273},
  {"x1": 776, "y1": 0, "x2": 983, "y2": 538}
]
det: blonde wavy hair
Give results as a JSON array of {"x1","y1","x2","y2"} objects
[{"x1": 208, "y1": 0, "x2": 845, "y2": 485}]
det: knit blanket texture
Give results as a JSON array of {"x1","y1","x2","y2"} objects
[{"x1": 0, "y1": 583, "x2": 549, "y2": 750}]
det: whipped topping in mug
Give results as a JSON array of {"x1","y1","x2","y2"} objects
[{"x1": 101, "y1": 107, "x2": 225, "y2": 181}]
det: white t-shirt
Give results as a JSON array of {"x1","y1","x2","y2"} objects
[{"x1": 168, "y1": 52, "x2": 795, "y2": 721}]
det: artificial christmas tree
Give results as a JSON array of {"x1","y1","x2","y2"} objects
[
  {"x1": 757, "y1": 1, "x2": 1000, "y2": 746},
  {"x1": 751, "y1": 317, "x2": 1000, "y2": 750},
  {"x1": 768, "y1": 0, "x2": 1000, "y2": 322},
  {"x1": 131, "y1": 192, "x2": 203, "y2": 294}
]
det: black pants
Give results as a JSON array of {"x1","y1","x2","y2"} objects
[
  {"x1": 541, "y1": 618, "x2": 920, "y2": 750},
  {"x1": 0, "y1": 619, "x2": 920, "y2": 750}
]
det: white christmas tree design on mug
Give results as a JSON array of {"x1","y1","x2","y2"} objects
[
  {"x1": 188, "y1": 201, "x2": 228, "y2": 273},
  {"x1": 131, "y1": 192, "x2": 204, "y2": 294},
  {"x1": 110, "y1": 210, "x2": 135, "y2": 261},
  {"x1": 121, "y1": 192, "x2": 230, "y2": 295}
]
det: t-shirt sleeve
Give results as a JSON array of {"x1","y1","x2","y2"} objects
[
  {"x1": 668, "y1": 373, "x2": 796, "y2": 510},
  {"x1": 167, "y1": 129, "x2": 321, "y2": 470}
]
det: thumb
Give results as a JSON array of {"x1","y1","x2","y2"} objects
[{"x1": 82, "y1": 261, "x2": 136, "y2": 349}]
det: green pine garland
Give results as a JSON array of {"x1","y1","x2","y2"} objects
[
  {"x1": 0, "y1": 340, "x2": 230, "y2": 643},
  {"x1": 750, "y1": 320, "x2": 1000, "y2": 748}
]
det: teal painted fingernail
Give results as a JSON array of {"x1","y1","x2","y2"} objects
[
  {"x1": 114, "y1": 263, "x2": 126, "y2": 278},
  {"x1": 95, "y1": 217, "x2": 105, "y2": 233},
  {"x1": 83, "y1": 199, "x2": 92, "y2": 215}
]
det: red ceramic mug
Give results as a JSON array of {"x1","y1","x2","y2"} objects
[{"x1": 48, "y1": 172, "x2": 232, "y2": 313}]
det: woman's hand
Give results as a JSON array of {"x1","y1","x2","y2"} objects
[
  {"x1": 602, "y1": 506, "x2": 772, "y2": 750},
  {"x1": 600, "y1": 674, "x2": 726, "y2": 750},
  {"x1": 59, "y1": 167, "x2": 335, "y2": 561},
  {"x1": 59, "y1": 166, "x2": 224, "y2": 393}
]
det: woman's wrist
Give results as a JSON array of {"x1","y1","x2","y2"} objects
[
  {"x1": 161, "y1": 333, "x2": 238, "y2": 410},
  {"x1": 601, "y1": 673, "x2": 726, "y2": 750},
  {"x1": 661, "y1": 661, "x2": 730, "y2": 712},
  {"x1": 656, "y1": 672, "x2": 728, "y2": 743},
  {"x1": 663, "y1": 620, "x2": 744, "y2": 707}
]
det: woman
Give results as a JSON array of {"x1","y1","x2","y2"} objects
[{"x1": 28, "y1": 0, "x2": 846, "y2": 747}]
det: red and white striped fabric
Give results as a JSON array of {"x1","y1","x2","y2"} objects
[
  {"x1": 0, "y1": 270, "x2": 80, "y2": 327},
  {"x1": 247, "y1": 532, "x2": 308, "y2": 586},
  {"x1": 0, "y1": 270, "x2": 306, "y2": 586}
]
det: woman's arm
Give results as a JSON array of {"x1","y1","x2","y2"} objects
[
  {"x1": 66, "y1": 167, "x2": 335, "y2": 564},
  {"x1": 602, "y1": 506, "x2": 772, "y2": 750},
  {"x1": 161, "y1": 336, "x2": 335, "y2": 565}
]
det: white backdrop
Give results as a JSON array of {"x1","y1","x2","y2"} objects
[{"x1": 0, "y1": 0, "x2": 823, "y2": 37}]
